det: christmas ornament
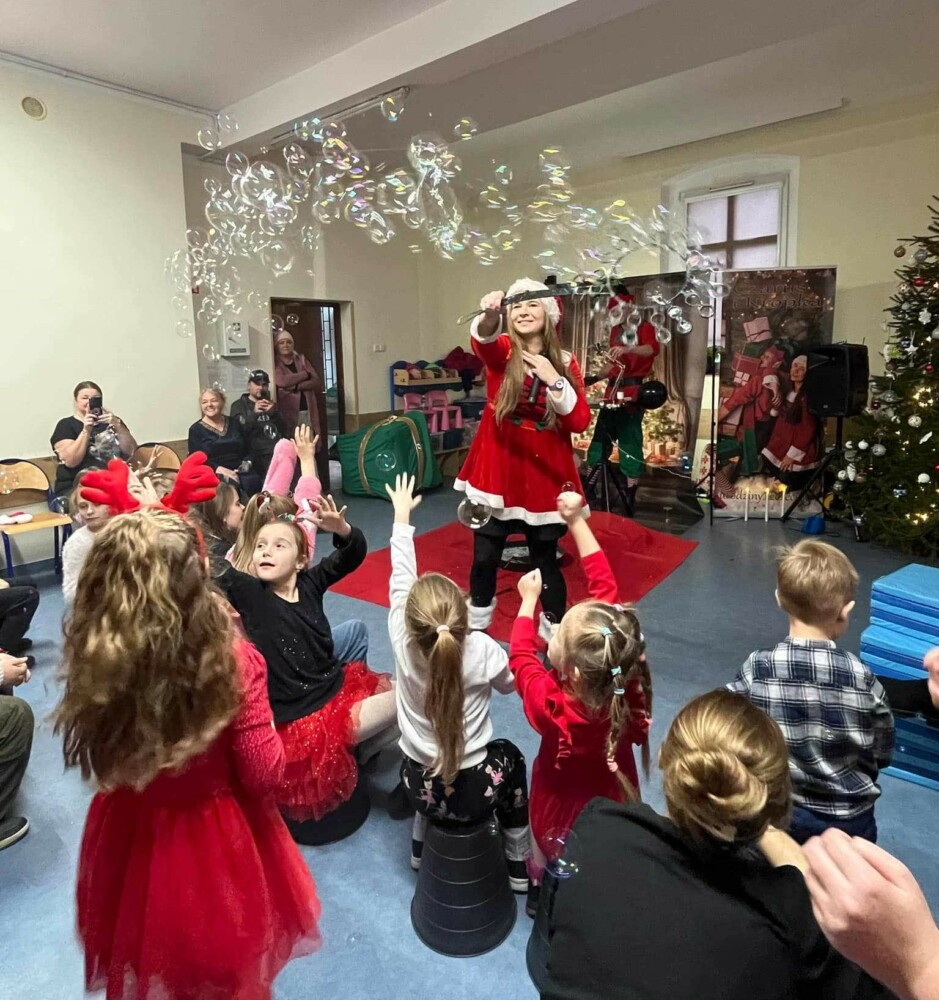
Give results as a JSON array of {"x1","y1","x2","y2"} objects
[
  {"x1": 918, "y1": 473, "x2": 931, "y2": 485},
  {"x1": 913, "y1": 277, "x2": 926, "y2": 288},
  {"x1": 900, "y1": 337, "x2": 912, "y2": 349},
  {"x1": 921, "y1": 431, "x2": 934, "y2": 444},
  {"x1": 899, "y1": 282, "x2": 912, "y2": 295},
  {"x1": 880, "y1": 389, "x2": 900, "y2": 403},
  {"x1": 893, "y1": 485, "x2": 908, "y2": 498},
  {"x1": 872, "y1": 443, "x2": 887, "y2": 457},
  {"x1": 837, "y1": 469, "x2": 847, "y2": 480},
  {"x1": 858, "y1": 440, "x2": 870, "y2": 451},
  {"x1": 894, "y1": 245, "x2": 907, "y2": 257},
  {"x1": 909, "y1": 414, "x2": 923, "y2": 428},
  {"x1": 926, "y1": 363, "x2": 934, "y2": 374},
  {"x1": 846, "y1": 464, "x2": 857, "y2": 482},
  {"x1": 919, "y1": 307, "x2": 933, "y2": 324},
  {"x1": 832, "y1": 482, "x2": 845, "y2": 494},
  {"x1": 870, "y1": 399, "x2": 881, "y2": 411},
  {"x1": 913, "y1": 248, "x2": 929, "y2": 263},
  {"x1": 844, "y1": 440, "x2": 855, "y2": 450}
]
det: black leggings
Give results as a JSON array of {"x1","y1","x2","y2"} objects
[
  {"x1": 0, "y1": 586, "x2": 39, "y2": 653},
  {"x1": 470, "y1": 527, "x2": 567, "y2": 622}
]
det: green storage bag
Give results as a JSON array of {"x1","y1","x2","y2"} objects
[{"x1": 338, "y1": 413, "x2": 442, "y2": 499}]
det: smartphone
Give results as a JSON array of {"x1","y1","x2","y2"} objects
[
  {"x1": 259, "y1": 388, "x2": 272, "y2": 401},
  {"x1": 89, "y1": 395, "x2": 104, "y2": 417}
]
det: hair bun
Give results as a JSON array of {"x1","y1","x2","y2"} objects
[{"x1": 671, "y1": 748, "x2": 768, "y2": 841}]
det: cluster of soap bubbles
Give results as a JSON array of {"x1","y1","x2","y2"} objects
[{"x1": 169, "y1": 99, "x2": 725, "y2": 345}]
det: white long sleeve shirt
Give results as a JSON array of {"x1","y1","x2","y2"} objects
[
  {"x1": 62, "y1": 526, "x2": 96, "y2": 609},
  {"x1": 389, "y1": 522, "x2": 514, "y2": 769}
]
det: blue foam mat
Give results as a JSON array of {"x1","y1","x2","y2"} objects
[
  {"x1": 871, "y1": 603, "x2": 939, "y2": 644},
  {"x1": 887, "y1": 715, "x2": 939, "y2": 789},
  {"x1": 861, "y1": 625, "x2": 932, "y2": 675},
  {"x1": 871, "y1": 564, "x2": 939, "y2": 615}
]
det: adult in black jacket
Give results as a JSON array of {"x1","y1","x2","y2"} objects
[
  {"x1": 229, "y1": 369, "x2": 286, "y2": 492},
  {"x1": 538, "y1": 690, "x2": 896, "y2": 1000}
]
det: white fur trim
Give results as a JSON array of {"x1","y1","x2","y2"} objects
[
  {"x1": 454, "y1": 479, "x2": 590, "y2": 525},
  {"x1": 786, "y1": 445, "x2": 806, "y2": 461},
  {"x1": 470, "y1": 312, "x2": 502, "y2": 343},
  {"x1": 506, "y1": 278, "x2": 560, "y2": 326},
  {"x1": 546, "y1": 379, "x2": 577, "y2": 416},
  {"x1": 468, "y1": 600, "x2": 496, "y2": 630}
]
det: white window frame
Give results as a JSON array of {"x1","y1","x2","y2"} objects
[{"x1": 660, "y1": 155, "x2": 799, "y2": 272}]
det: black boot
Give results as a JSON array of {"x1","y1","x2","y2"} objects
[{"x1": 624, "y1": 484, "x2": 639, "y2": 517}]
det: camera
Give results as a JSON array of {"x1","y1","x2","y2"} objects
[{"x1": 89, "y1": 394, "x2": 104, "y2": 418}]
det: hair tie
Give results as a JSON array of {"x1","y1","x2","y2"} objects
[
  {"x1": 598, "y1": 626, "x2": 612, "y2": 638},
  {"x1": 607, "y1": 756, "x2": 620, "y2": 773},
  {"x1": 256, "y1": 491, "x2": 272, "y2": 513},
  {"x1": 610, "y1": 664, "x2": 625, "y2": 696},
  {"x1": 435, "y1": 624, "x2": 450, "y2": 635},
  {"x1": 277, "y1": 513, "x2": 296, "y2": 523}
]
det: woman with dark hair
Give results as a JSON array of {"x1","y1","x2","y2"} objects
[
  {"x1": 50, "y1": 381, "x2": 136, "y2": 510},
  {"x1": 454, "y1": 279, "x2": 591, "y2": 630},
  {"x1": 761, "y1": 355, "x2": 823, "y2": 485}
]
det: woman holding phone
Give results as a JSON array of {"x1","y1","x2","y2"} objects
[{"x1": 50, "y1": 381, "x2": 136, "y2": 512}]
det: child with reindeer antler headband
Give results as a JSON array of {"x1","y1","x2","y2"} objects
[{"x1": 55, "y1": 451, "x2": 322, "y2": 1000}]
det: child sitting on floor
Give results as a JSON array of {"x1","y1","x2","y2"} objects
[
  {"x1": 229, "y1": 426, "x2": 321, "y2": 573},
  {"x1": 728, "y1": 539, "x2": 894, "y2": 844},
  {"x1": 55, "y1": 506, "x2": 321, "y2": 1000},
  {"x1": 512, "y1": 491, "x2": 651, "y2": 914},
  {"x1": 220, "y1": 497, "x2": 398, "y2": 822},
  {"x1": 62, "y1": 471, "x2": 112, "y2": 608},
  {"x1": 385, "y1": 474, "x2": 531, "y2": 890}
]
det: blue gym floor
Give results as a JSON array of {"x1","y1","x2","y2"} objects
[{"x1": 1, "y1": 487, "x2": 936, "y2": 1000}]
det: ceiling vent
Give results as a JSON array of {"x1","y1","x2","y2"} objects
[{"x1": 21, "y1": 96, "x2": 47, "y2": 120}]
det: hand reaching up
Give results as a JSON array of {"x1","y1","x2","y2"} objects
[
  {"x1": 517, "y1": 568, "x2": 543, "y2": 602},
  {"x1": 385, "y1": 473, "x2": 422, "y2": 524},
  {"x1": 293, "y1": 425, "x2": 319, "y2": 476},
  {"x1": 556, "y1": 490, "x2": 585, "y2": 523},
  {"x1": 311, "y1": 494, "x2": 350, "y2": 537}
]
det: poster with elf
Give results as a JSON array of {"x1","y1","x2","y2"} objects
[{"x1": 697, "y1": 267, "x2": 837, "y2": 518}]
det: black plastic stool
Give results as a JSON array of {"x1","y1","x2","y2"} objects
[
  {"x1": 411, "y1": 818, "x2": 516, "y2": 957},
  {"x1": 282, "y1": 778, "x2": 371, "y2": 847},
  {"x1": 526, "y1": 870, "x2": 560, "y2": 993}
]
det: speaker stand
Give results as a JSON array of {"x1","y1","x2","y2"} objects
[{"x1": 781, "y1": 417, "x2": 844, "y2": 523}]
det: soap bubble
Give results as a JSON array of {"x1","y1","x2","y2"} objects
[
  {"x1": 286, "y1": 313, "x2": 299, "y2": 326},
  {"x1": 543, "y1": 827, "x2": 580, "y2": 879},
  {"x1": 698, "y1": 304, "x2": 716, "y2": 320},
  {"x1": 457, "y1": 497, "x2": 492, "y2": 529},
  {"x1": 271, "y1": 314, "x2": 285, "y2": 333},
  {"x1": 176, "y1": 318, "x2": 194, "y2": 339},
  {"x1": 453, "y1": 116, "x2": 478, "y2": 140},
  {"x1": 667, "y1": 305, "x2": 684, "y2": 320},
  {"x1": 202, "y1": 343, "x2": 219, "y2": 362},
  {"x1": 655, "y1": 325, "x2": 673, "y2": 345},
  {"x1": 376, "y1": 451, "x2": 397, "y2": 473},
  {"x1": 381, "y1": 95, "x2": 403, "y2": 122},
  {"x1": 677, "y1": 318, "x2": 694, "y2": 335},
  {"x1": 493, "y1": 164, "x2": 513, "y2": 186},
  {"x1": 539, "y1": 146, "x2": 571, "y2": 176},
  {"x1": 197, "y1": 125, "x2": 219, "y2": 150}
]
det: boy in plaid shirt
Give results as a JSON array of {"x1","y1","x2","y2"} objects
[{"x1": 729, "y1": 540, "x2": 894, "y2": 844}]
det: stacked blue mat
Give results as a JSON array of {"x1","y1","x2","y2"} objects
[{"x1": 860, "y1": 563, "x2": 939, "y2": 791}]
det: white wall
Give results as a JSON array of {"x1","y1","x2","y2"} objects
[{"x1": 0, "y1": 63, "x2": 201, "y2": 458}]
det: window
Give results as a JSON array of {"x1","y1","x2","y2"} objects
[
  {"x1": 686, "y1": 184, "x2": 781, "y2": 268},
  {"x1": 661, "y1": 156, "x2": 799, "y2": 270},
  {"x1": 320, "y1": 305, "x2": 338, "y2": 391}
]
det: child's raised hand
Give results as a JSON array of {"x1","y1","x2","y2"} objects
[
  {"x1": 517, "y1": 568, "x2": 543, "y2": 602},
  {"x1": 385, "y1": 473, "x2": 422, "y2": 523},
  {"x1": 311, "y1": 494, "x2": 350, "y2": 537},
  {"x1": 293, "y1": 425, "x2": 318, "y2": 462},
  {"x1": 556, "y1": 490, "x2": 584, "y2": 523}
]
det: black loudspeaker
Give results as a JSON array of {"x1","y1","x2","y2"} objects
[{"x1": 803, "y1": 343, "x2": 869, "y2": 418}]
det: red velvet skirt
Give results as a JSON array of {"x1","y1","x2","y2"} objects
[{"x1": 276, "y1": 661, "x2": 392, "y2": 821}]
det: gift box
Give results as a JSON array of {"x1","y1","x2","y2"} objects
[
  {"x1": 743, "y1": 316, "x2": 772, "y2": 343},
  {"x1": 731, "y1": 352, "x2": 761, "y2": 386}
]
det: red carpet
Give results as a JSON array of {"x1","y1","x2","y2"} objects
[{"x1": 333, "y1": 512, "x2": 697, "y2": 643}]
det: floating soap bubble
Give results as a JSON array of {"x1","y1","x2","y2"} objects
[
  {"x1": 376, "y1": 451, "x2": 397, "y2": 473},
  {"x1": 286, "y1": 313, "x2": 299, "y2": 326},
  {"x1": 271, "y1": 314, "x2": 285, "y2": 333},
  {"x1": 381, "y1": 95, "x2": 403, "y2": 122},
  {"x1": 539, "y1": 146, "x2": 571, "y2": 176},
  {"x1": 655, "y1": 325, "x2": 673, "y2": 345},
  {"x1": 453, "y1": 116, "x2": 478, "y2": 140},
  {"x1": 667, "y1": 305, "x2": 684, "y2": 320},
  {"x1": 698, "y1": 304, "x2": 716, "y2": 320},
  {"x1": 197, "y1": 125, "x2": 219, "y2": 150},
  {"x1": 677, "y1": 318, "x2": 693, "y2": 335},
  {"x1": 202, "y1": 343, "x2": 219, "y2": 362},
  {"x1": 176, "y1": 319, "x2": 194, "y2": 339},
  {"x1": 457, "y1": 497, "x2": 492, "y2": 529},
  {"x1": 494, "y1": 163, "x2": 513, "y2": 186},
  {"x1": 543, "y1": 828, "x2": 580, "y2": 879}
]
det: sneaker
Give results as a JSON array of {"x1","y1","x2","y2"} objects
[
  {"x1": 0, "y1": 816, "x2": 29, "y2": 851},
  {"x1": 507, "y1": 859, "x2": 529, "y2": 894},
  {"x1": 411, "y1": 838, "x2": 423, "y2": 871},
  {"x1": 386, "y1": 780, "x2": 413, "y2": 821},
  {"x1": 525, "y1": 881, "x2": 541, "y2": 919}
]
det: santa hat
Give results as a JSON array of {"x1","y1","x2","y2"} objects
[{"x1": 506, "y1": 278, "x2": 561, "y2": 327}]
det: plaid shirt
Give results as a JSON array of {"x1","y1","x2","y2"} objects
[{"x1": 728, "y1": 638, "x2": 895, "y2": 818}]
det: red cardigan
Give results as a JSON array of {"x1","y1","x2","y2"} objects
[{"x1": 510, "y1": 549, "x2": 650, "y2": 854}]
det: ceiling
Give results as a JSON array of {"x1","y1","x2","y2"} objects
[{"x1": 4, "y1": 0, "x2": 939, "y2": 177}]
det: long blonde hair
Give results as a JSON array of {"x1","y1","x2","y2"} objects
[
  {"x1": 230, "y1": 491, "x2": 298, "y2": 572},
  {"x1": 493, "y1": 311, "x2": 571, "y2": 428},
  {"x1": 660, "y1": 689, "x2": 791, "y2": 844},
  {"x1": 55, "y1": 509, "x2": 241, "y2": 790},
  {"x1": 561, "y1": 601, "x2": 652, "y2": 799},
  {"x1": 404, "y1": 573, "x2": 469, "y2": 785}
]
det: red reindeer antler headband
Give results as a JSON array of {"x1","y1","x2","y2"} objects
[{"x1": 80, "y1": 451, "x2": 219, "y2": 516}]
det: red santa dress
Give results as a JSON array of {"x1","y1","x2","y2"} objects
[
  {"x1": 509, "y1": 548, "x2": 650, "y2": 876},
  {"x1": 762, "y1": 386, "x2": 822, "y2": 476},
  {"x1": 76, "y1": 639, "x2": 321, "y2": 1000},
  {"x1": 454, "y1": 316, "x2": 591, "y2": 526}
]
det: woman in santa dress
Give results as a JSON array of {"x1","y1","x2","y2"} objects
[
  {"x1": 761, "y1": 354, "x2": 823, "y2": 486},
  {"x1": 455, "y1": 279, "x2": 591, "y2": 629}
]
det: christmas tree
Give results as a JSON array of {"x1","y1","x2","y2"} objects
[
  {"x1": 838, "y1": 197, "x2": 939, "y2": 557},
  {"x1": 643, "y1": 402, "x2": 683, "y2": 446}
]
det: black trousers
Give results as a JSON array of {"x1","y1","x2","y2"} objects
[
  {"x1": 0, "y1": 586, "x2": 39, "y2": 653},
  {"x1": 0, "y1": 695, "x2": 33, "y2": 821},
  {"x1": 470, "y1": 519, "x2": 567, "y2": 621}
]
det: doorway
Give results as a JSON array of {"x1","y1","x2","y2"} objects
[{"x1": 270, "y1": 298, "x2": 345, "y2": 490}]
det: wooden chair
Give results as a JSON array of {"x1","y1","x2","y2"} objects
[
  {"x1": 0, "y1": 459, "x2": 73, "y2": 579},
  {"x1": 132, "y1": 443, "x2": 182, "y2": 472}
]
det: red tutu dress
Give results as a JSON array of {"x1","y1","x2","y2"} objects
[
  {"x1": 509, "y1": 549, "x2": 650, "y2": 874},
  {"x1": 76, "y1": 640, "x2": 321, "y2": 1000},
  {"x1": 454, "y1": 319, "x2": 591, "y2": 525}
]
